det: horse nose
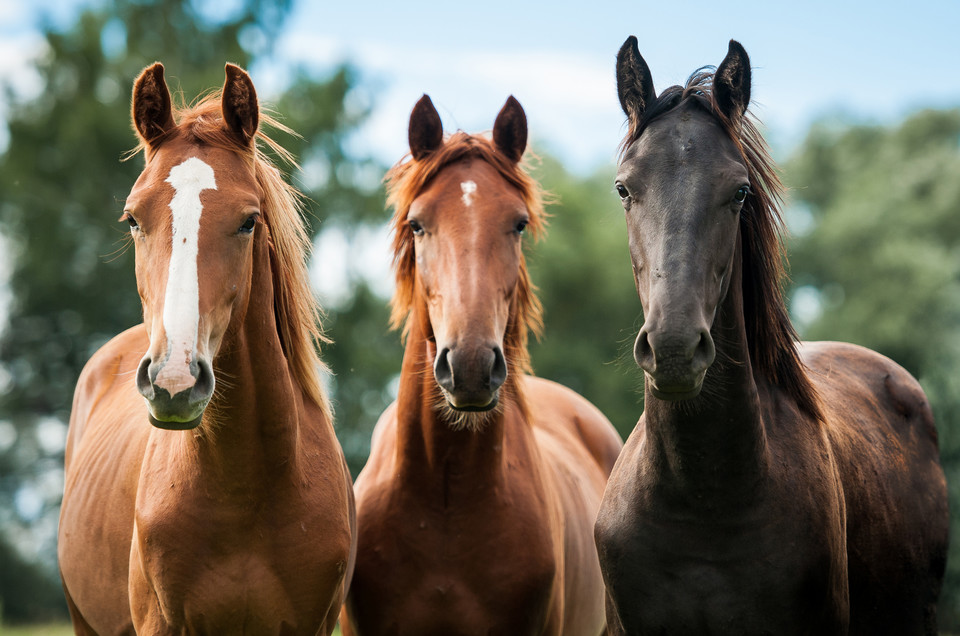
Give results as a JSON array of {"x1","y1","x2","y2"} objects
[
  {"x1": 434, "y1": 344, "x2": 507, "y2": 409},
  {"x1": 635, "y1": 326, "x2": 715, "y2": 385},
  {"x1": 136, "y1": 355, "x2": 215, "y2": 429}
]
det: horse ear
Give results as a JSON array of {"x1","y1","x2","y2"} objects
[
  {"x1": 617, "y1": 36, "x2": 656, "y2": 125},
  {"x1": 221, "y1": 63, "x2": 259, "y2": 146},
  {"x1": 493, "y1": 96, "x2": 527, "y2": 163},
  {"x1": 408, "y1": 95, "x2": 443, "y2": 160},
  {"x1": 132, "y1": 62, "x2": 175, "y2": 147},
  {"x1": 714, "y1": 40, "x2": 751, "y2": 122}
]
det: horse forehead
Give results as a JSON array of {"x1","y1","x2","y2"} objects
[
  {"x1": 623, "y1": 107, "x2": 739, "y2": 177},
  {"x1": 129, "y1": 144, "x2": 256, "y2": 210},
  {"x1": 420, "y1": 160, "x2": 523, "y2": 212}
]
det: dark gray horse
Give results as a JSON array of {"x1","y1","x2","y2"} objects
[{"x1": 595, "y1": 37, "x2": 948, "y2": 635}]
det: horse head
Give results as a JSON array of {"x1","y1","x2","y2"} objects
[
  {"x1": 125, "y1": 63, "x2": 262, "y2": 429},
  {"x1": 615, "y1": 39, "x2": 752, "y2": 400},
  {"x1": 400, "y1": 95, "x2": 532, "y2": 418}
]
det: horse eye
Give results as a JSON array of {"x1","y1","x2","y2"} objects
[
  {"x1": 122, "y1": 213, "x2": 140, "y2": 232},
  {"x1": 238, "y1": 214, "x2": 258, "y2": 235},
  {"x1": 615, "y1": 183, "x2": 629, "y2": 199},
  {"x1": 409, "y1": 219, "x2": 424, "y2": 236},
  {"x1": 734, "y1": 185, "x2": 750, "y2": 204},
  {"x1": 515, "y1": 219, "x2": 528, "y2": 235}
]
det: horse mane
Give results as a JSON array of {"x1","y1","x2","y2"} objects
[
  {"x1": 137, "y1": 93, "x2": 333, "y2": 421},
  {"x1": 385, "y1": 132, "x2": 546, "y2": 396},
  {"x1": 622, "y1": 70, "x2": 822, "y2": 421}
]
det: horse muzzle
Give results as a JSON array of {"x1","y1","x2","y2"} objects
[
  {"x1": 136, "y1": 354, "x2": 215, "y2": 429},
  {"x1": 634, "y1": 326, "x2": 715, "y2": 401},
  {"x1": 434, "y1": 343, "x2": 507, "y2": 412}
]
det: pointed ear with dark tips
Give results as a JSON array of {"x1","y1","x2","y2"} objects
[
  {"x1": 222, "y1": 63, "x2": 259, "y2": 146},
  {"x1": 132, "y1": 63, "x2": 175, "y2": 146},
  {"x1": 408, "y1": 95, "x2": 443, "y2": 160},
  {"x1": 715, "y1": 40, "x2": 751, "y2": 123},
  {"x1": 617, "y1": 36, "x2": 656, "y2": 125},
  {"x1": 493, "y1": 96, "x2": 527, "y2": 163}
]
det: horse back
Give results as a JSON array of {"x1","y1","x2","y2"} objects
[
  {"x1": 59, "y1": 325, "x2": 151, "y2": 635},
  {"x1": 802, "y1": 341, "x2": 948, "y2": 634}
]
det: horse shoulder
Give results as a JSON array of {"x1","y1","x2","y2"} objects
[
  {"x1": 353, "y1": 401, "x2": 399, "y2": 500},
  {"x1": 60, "y1": 325, "x2": 150, "y2": 635},
  {"x1": 520, "y1": 376, "x2": 618, "y2": 636},
  {"x1": 66, "y1": 325, "x2": 149, "y2": 456},
  {"x1": 521, "y1": 375, "x2": 623, "y2": 475}
]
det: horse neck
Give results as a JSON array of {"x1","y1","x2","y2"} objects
[
  {"x1": 184, "y1": 223, "x2": 307, "y2": 481},
  {"x1": 393, "y1": 303, "x2": 509, "y2": 487},
  {"x1": 642, "y1": 233, "x2": 769, "y2": 491}
]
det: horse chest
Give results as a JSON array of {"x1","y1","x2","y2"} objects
[
  {"x1": 350, "y1": 481, "x2": 560, "y2": 635},
  {"x1": 597, "y1": 483, "x2": 846, "y2": 634},
  {"x1": 130, "y1": 478, "x2": 351, "y2": 634}
]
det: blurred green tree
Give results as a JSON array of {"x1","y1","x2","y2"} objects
[
  {"x1": 782, "y1": 108, "x2": 960, "y2": 628},
  {"x1": 527, "y1": 154, "x2": 641, "y2": 440},
  {"x1": 0, "y1": 0, "x2": 390, "y2": 621}
]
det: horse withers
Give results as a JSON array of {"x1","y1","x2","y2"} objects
[
  {"x1": 341, "y1": 95, "x2": 623, "y2": 635},
  {"x1": 58, "y1": 64, "x2": 356, "y2": 635},
  {"x1": 594, "y1": 38, "x2": 948, "y2": 635}
]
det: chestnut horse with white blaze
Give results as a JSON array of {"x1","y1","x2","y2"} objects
[
  {"x1": 594, "y1": 38, "x2": 949, "y2": 634},
  {"x1": 341, "y1": 95, "x2": 622, "y2": 635},
  {"x1": 57, "y1": 63, "x2": 356, "y2": 635}
]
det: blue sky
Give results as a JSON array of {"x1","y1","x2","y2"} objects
[{"x1": 2, "y1": 0, "x2": 959, "y2": 172}]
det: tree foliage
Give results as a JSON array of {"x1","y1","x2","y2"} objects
[
  {"x1": 527, "y1": 154, "x2": 642, "y2": 439},
  {"x1": 782, "y1": 108, "x2": 960, "y2": 627}
]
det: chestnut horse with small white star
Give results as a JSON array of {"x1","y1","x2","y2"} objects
[{"x1": 342, "y1": 95, "x2": 622, "y2": 635}]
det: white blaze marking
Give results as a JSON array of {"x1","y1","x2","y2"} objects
[
  {"x1": 158, "y1": 157, "x2": 217, "y2": 393},
  {"x1": 461, "y1": 180, "x2": 477, "y2": 207}
]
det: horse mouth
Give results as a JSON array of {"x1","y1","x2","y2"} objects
[
  {"x1": 148, "y1": 413, "x2": 204, "y2": 430},
  {"x1": 144, "y1": 394, "x2": 208, "y2": 430},
  {"x1": 440, "y1": 388, "x2": 500, "y2": 412},
  {"x1": 646, "y1": 374, "x2": 705, "y2": 401},
  {"x1": 449, "y1": 397, "x2": 499, "y2": 412}
]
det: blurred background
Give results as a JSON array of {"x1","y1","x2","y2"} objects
[{"x1": 1, "y1": 0, "x2": 958, "y2": 630}]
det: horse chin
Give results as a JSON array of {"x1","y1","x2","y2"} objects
[
  {"x1": 436, "y1": 390, "x2": 500, "y2": 432},
  {"x1": 147, "y1": 411, "x2": 205, "y2": 430}
]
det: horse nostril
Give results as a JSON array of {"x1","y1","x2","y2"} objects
[
  {"x1": 692, "y1": 329, "x2": 716, "y2": 371},
  {"x1": 489, "y1": 346, "x2": 507, "y2": 391},
  {"x1": 136, "y1": 356, "x2": 155, "y2": 400},
  {"x1": 634, "y1": 329, "x2": 654, "y2": 372},
  {"x1": 191, "y1": 358, "x2": 215, "y2": 402},
  {"x1": 434, "y1": 347, "x2": 454, "y2": 392}
]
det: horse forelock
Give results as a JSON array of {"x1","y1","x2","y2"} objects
[
  {"x1": 621, "y1": 70, "x2": 822, "y2": 421},
  {"x1": 385, "y1": 132, "x2": 546, "y2": 416},
  {"x1": 131, "y1": 93, "x2": 332, "y2": 421}
]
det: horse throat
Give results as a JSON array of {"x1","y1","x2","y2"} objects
[
  {"x1": 642, "y1": 234, "x2": 769, "y2": 489},
  {"x1": 198, "y1": 223, "x2": 304, "y2": 461},
  {"x1": 394, "y1": 304, "x2": 509, "y2": 485}
]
